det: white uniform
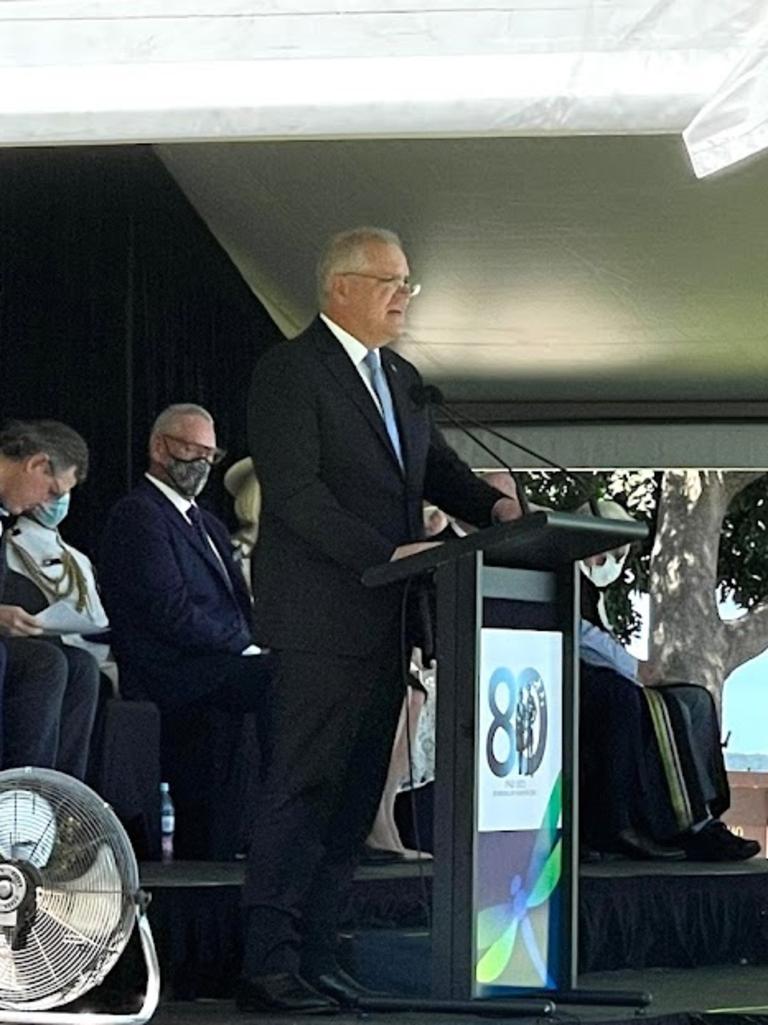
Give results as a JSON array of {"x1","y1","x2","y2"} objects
[{"x1": 5, "y1": 515, "x2": 114, "y2": 678}]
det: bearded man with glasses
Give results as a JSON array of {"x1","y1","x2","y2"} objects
[{"x1": 239, "y1": 227, "x2": 522, "y2": 1014}]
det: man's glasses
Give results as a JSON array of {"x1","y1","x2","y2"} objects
[
  {"x1": 163, "y1": 434, "x2": 226, "y2": 465},
  {"x1": 338, "y1": 272, "x2": 421, "y2": 298}
]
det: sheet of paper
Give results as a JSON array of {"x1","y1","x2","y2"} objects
[{"x1": 36, "y1": 601, "x2": 109, "y2": 637}]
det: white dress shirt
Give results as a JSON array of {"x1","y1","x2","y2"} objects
[{"x1": 320, "y1": 313, "x2": 384, "y2": 415}]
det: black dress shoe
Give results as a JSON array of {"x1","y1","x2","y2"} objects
[
  {"x1": 306, "y1": 967, "x2": 387, "y2": 1008},
  {"x1": 236, "y1": 972, "x2": 339, "y2": 1014},
  {"x1": 616, "y1": 827, "x2": 686, "y2": 861},
  {"x1": 683, "y1": 820, "x2": 761, "y2": 862}
]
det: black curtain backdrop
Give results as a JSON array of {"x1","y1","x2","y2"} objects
[{"x1": 0, "y1": 145, "x2": 283, "y2": 554}]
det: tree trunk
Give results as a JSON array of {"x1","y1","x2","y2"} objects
[{"x1": 648, "y1": 470, "x2": 766, "y2": 716}]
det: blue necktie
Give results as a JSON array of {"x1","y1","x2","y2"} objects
[{"x1": 364, "y1": 349, "x2": 404, "y2": 471}]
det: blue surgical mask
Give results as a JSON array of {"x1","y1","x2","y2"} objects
[{"x1": 33, "y1": 492, "x2": 71, "y2": 530}]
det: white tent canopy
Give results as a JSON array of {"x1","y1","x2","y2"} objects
[
  {"x1": 4, "y1": 1, "x2": 768, "y2": 415},
  {"x1": 1, "y1": 0, "x2": 767, "y2": 176}
]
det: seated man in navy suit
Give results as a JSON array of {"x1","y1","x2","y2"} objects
[
  {"x1": 98, "y1": 403, "x2": 272, "y2": 852},
  {"x1": 100, "y1": 402, "x2": 273, "y2": 715},
  {"x1": 100, "y1": 405, "x2": 274, "y2": 857}
]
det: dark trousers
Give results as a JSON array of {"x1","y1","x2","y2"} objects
[
  {"x1": 580, "y1": 666, "x2": 728, "y2": 849},
  {"x1": 642, "y1": 682, "x2": 729, "y2": 830},
  {"x1": 125, "y1": 650, "x2": 275, "y2": 859},
  {"x1": 243, "y1": 639, "x2": 405, "y2": 976},
  {"x1": 580, "y1": 662, "x2": 651, "y2": 846},
  {"x1": 0, "y1": 641, "x2": 6, "y2": 765},
  {"x1": 121, "y1": 649, "x2": 275, "y2": 713},
  {"x1": 2, "y1": 637, "x2": 100, "y2": 780}
]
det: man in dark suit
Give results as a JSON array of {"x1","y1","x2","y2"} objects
[
  {"x1": 240, "y1": 227, "x2": 521, "y2": 1014},
  {"x1": 100, "y1": 403, "x2": 273, "y2": 713},
  {"x1": 0, "y1": 418, "x2": 99, "y2": 777}
]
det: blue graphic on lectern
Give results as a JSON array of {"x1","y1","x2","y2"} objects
[
  {"x1": 474, "y1": 628, "x2": 564, "y2": 992},
  {"x1": 476, "y1": 775, "x2": 562, "y2": 988}
]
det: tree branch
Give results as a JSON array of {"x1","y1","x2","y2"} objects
[
  {"x1": 723, "y1": 470, "x2": 766, "y2": 502},
  {"x1": 723, "y1": 600, "x2": 768, "y2": 670}
]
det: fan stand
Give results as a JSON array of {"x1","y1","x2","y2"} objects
[{"x1": 0, "y1": 902, "x2": 160, "y2": 1025}]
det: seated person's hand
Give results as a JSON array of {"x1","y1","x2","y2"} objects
[
  {"x1": 0, "y1": 604, "x2": 44, "y2": 637},
  {"x1": 390, "y1": 541, "x2": 442, "y2": 562}
]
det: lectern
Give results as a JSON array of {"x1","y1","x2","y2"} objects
[{"x1": 363, "y1": 510, "x2": 648, "y2": 1005}]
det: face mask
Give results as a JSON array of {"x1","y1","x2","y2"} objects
[
  {"x1": 33, "y1": 491, "x2": 71, "y2": 530},
  {"x1": 166, "y1": 456, "x2": 211, "y2": 499},
  {"x1": 579, "y1": 549, "x2": 628, "y2": 589}
]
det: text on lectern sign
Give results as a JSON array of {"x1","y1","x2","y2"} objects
[
  {"x1": 477, "y1": 629, "x2": 562, "y2": 833},
  {"x1": 473, "y1": 628, "x2": 564, "y2": 993}
]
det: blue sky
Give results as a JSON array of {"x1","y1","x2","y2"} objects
[{"x1": 721, "y1": 651, "x2": 768, "y2": 754}]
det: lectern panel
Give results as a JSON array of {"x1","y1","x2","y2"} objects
[{"x1": 474, "y1": 627, "x2": 564, "y2": 995}]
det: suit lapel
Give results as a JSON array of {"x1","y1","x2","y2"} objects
[
  {"x1": 142, "y1": 482, "x2": 236, "y2": 592},
  {"x1": 316, "y1": 321, "x2": 405, "y2": 476}
]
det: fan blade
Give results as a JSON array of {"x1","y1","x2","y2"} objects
[
  {"x1": 0, "y1": 790, "x2": 57, "y2": 869},
  {"x1": 38, "y1": 846, "x2": 124, "y2": 940}
]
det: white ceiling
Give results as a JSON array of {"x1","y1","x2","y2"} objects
[
  {"x1": 158, "y1": 134, "x2": 768, "y2": 405},
  {"x1": 1, "y1": 1, "x2": 766, "y2": 165},
  {"x1": 4, "y1": 0, "x2": 768, "y2": 408}
]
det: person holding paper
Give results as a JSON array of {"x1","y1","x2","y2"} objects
[
  {"x1": 4, "y1": 499, "x2": 112, "y2": 674},
  {"x1": 0, "y1": 419, "x2": 99, "y2": 778}
]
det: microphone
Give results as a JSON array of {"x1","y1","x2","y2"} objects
[
  {"x1": 409, "y1": 383, "x2": 601, "y2": 516},
  {"x1": 409, "y1": 383, "x2": 532, "y2": 516}
]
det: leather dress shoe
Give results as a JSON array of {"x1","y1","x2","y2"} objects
[
  {"x1": 682, "y1": 820, "x2": 761, "y2": 862},
  {"x1": 236, "y1": 972, "x2": 339, "y2": 1014},
  {"x1": 616, "y1": 827, "x2": 686, "y2": 861},
  {"x1": 305, "y1": 967, "x2": 387, "y2": 1008}
]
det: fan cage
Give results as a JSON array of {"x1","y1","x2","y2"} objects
[{"x1": 0, "y1": 767, "x2": 140, "y2": 1011}]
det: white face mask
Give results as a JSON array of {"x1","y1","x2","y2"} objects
[{"x1": 579, "y1": 549, "x2": 628, "y2": 589}]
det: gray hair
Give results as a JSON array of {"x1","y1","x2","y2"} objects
[
  {"x1": 316, "y1": 226, "x2": 403, "y2": 306},
  {"x1": 150, "y1": 403, "x2": 214, "y2": 444},
  {"x1": 0, "y1": 419, "x2": 89, "y2": 482}
]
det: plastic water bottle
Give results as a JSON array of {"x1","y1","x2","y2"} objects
[{"x1": 160, "y1": 782, "x2": 175, "y2": 863}]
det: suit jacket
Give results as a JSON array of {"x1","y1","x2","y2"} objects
[
  {"x1": 99, "y1": 479, "x2": 254, "y2": 702},
  {"x1": 247, "y1": 317, "x2": 504, "y2": 656},
  {"x1": 0, "y1": 520, "x2": 9, "y2": 601}
]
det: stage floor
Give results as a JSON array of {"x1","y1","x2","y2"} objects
[
  {"x1": 128, "y1": 857, "x2": 768, "y2": 1021},
  {"x1": 144, "y1": 963, "x2": 768, "y2": 1025},
  {"x1": 137, "y1": 856, "x2": 768, "y2": 990},
  {"x1": 139, "y1": 854, "x2": 768, "y2": 886}
]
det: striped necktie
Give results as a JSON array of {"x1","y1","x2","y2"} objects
[{"x1": 364, "y1": 348, "x2": 404, "y2": 471}]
